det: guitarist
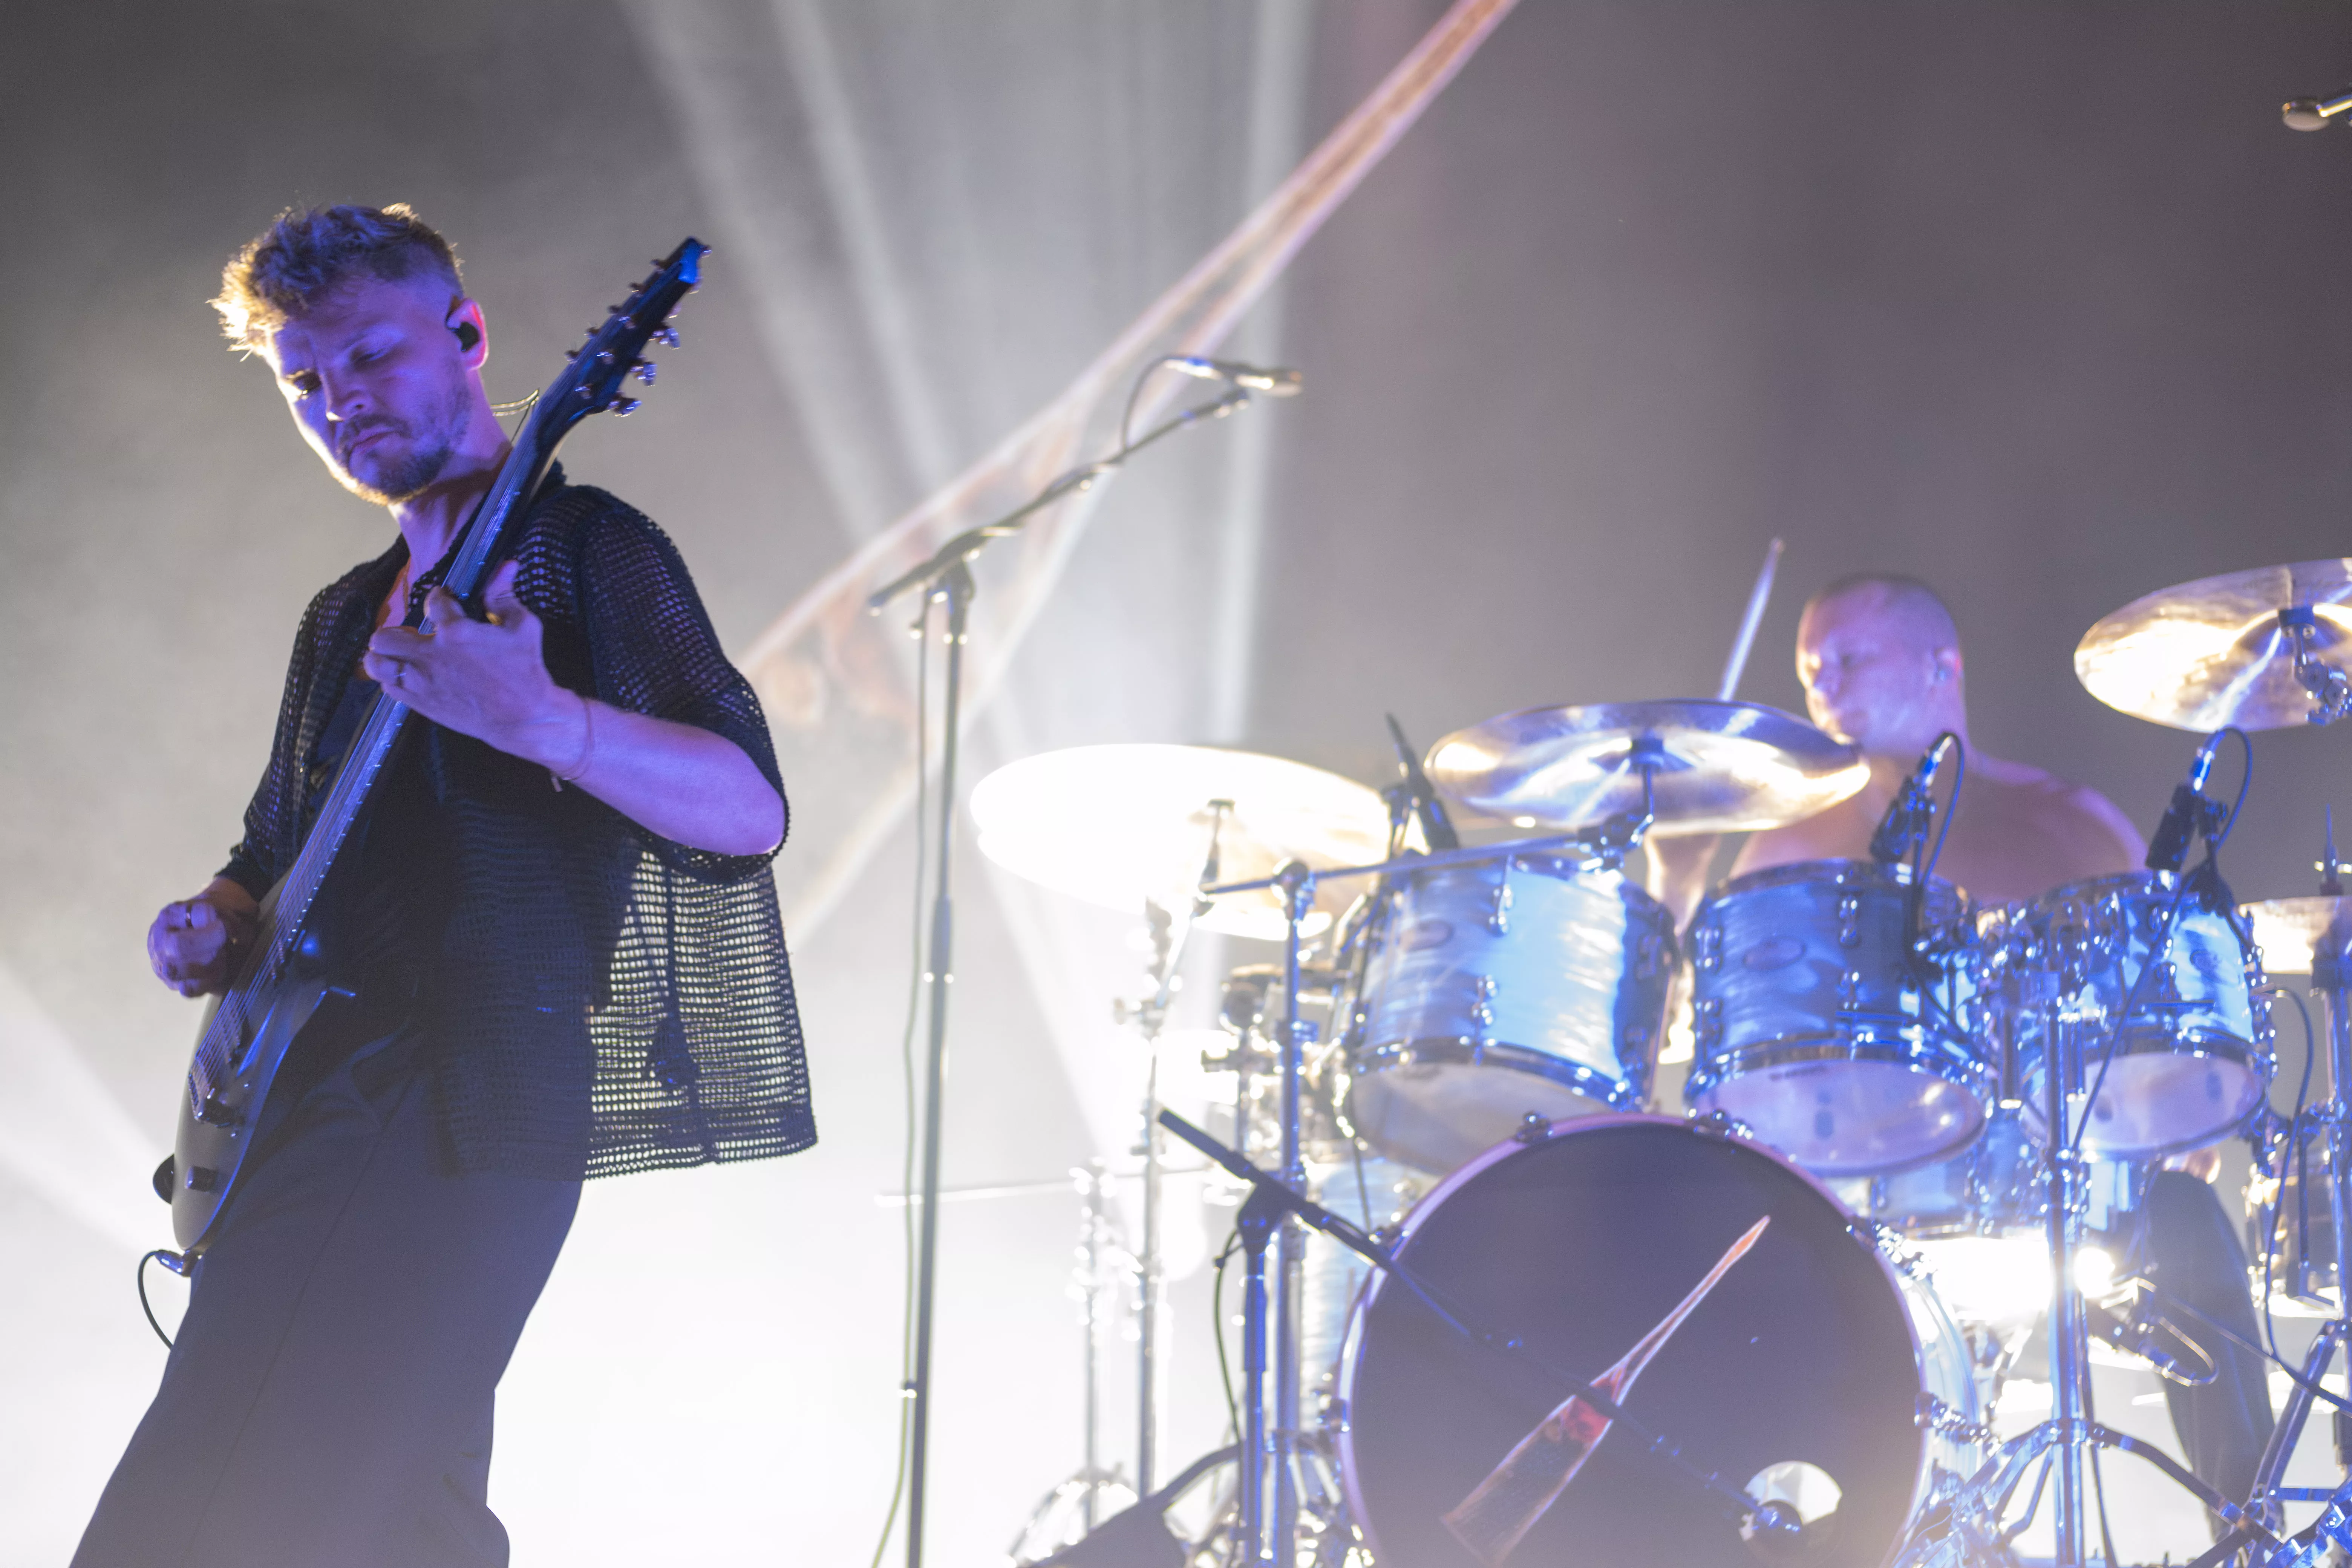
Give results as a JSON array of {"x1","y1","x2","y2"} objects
[{"x1": 76, "y1": 204, "x2": 812, "y2": 1567}]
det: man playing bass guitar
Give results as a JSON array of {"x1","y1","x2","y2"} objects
[{"x1": 76, "y1": 204, "x2": 812, "y2": 1567}]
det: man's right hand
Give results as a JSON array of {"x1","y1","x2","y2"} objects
[{"x1": 148, "y1": 879, "x2": 260, "y2": 997}]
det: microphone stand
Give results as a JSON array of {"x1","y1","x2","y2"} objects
[{"x1": 868, "y1": 383, "x2": 1259, "y2": 1568}]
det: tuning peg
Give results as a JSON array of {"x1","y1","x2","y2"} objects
[
  {"x1": 652, "y1": 325, "x2": 680, "y2": 349},
  {"x1": 632, "y1": 359, "x2": 656, "y2": 386},
  {"x1": 611, "y1": 397, "x2": 642, "y2": 416}
]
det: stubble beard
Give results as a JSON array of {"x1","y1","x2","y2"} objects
[{"x1": 334, "y1": 379, "x2": 470, "y2": 506}]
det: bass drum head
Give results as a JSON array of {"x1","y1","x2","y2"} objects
[{"x1": 1336, "y1": 1116, "x2": 1934, "y2": 1568}]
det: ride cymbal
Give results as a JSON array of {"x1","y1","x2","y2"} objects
[{"x1": 1426, "y1": 700, "x2": 1867, "y2": 836}]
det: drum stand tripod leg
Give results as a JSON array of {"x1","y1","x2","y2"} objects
[
  {"x1": 2044, "y1": 1014, "x2": 2094, "y2": 1566},
  {"x1": 2254, "y1": 939, "x2": 2352, "y2": 1521}
]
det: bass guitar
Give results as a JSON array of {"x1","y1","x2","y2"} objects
[{"x1": 162, "y1": 239, "x2": 706, "y2": 1256}]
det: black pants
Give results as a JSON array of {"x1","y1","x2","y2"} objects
[
  {"x1": 72, "y1": 1026, "x2": 580, "y2": 1568},
  {"x1": 2143, "y1": 1170, "x2": 2276, "y2": 1511}
]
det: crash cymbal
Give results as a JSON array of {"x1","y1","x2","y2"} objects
[
  {"x1": 1426, "y1": 700, "x2": 1867, "y2": 836},
  {"x1": 2240, "y1": 896, "x2": 2352, "y2": 974},
  {"x1": 969, "y1": 744, "x2": 1395, "y2": 942},
  {"x1": 2075, "y1": 559, "x2": 2352, "y2": 732}
]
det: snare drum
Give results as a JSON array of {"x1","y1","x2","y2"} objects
[
  {"x1": 1341, "y1": 855, "x2": 1676, "y2": 1173},
  {"x1": 1683, "y1": 860, "x2": 1991, "y2": 1176},
  {"x1": 2001, "y1": 872, "x2": 2271, "y2": 1158},
  {"x1": 1333, "y1": 1115, "x2": 1983, "y2": 1568}
]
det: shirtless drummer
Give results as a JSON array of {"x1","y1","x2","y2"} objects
[{"x1": 1652, "y1": 571, "x2": 2274, "y2": 1516}]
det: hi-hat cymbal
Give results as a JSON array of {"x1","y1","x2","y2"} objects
[
  {"x1": 2075, "y1": 559, "x2": 2352, "y2": 731},
  {"x1": 969, "y1": 744, "x2": 1395, "y2": 942},
  {"x1": 2240, "y1": 896, "x2": 2352, "y2": 975},
  {"x1": 1426, "y1": 700, "x2": 1867, "y2": 836}
]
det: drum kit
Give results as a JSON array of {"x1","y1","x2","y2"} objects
[{"x1": 994, "y1": 557, "x2": 2352, "y2": 1568}]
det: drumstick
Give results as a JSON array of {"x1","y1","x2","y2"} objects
[
  {"x1": 1715, "y1": 537, "x2": 1784, "y2": 702},
  {"x1": 1440, "y1": 1214, "x2": 1772, "y2": 1567}
]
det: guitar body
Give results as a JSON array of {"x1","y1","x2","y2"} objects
[
  {"x1": 169, "y1": 901, "x2": 343, "y2": 1250},
  {"x1": 161, "y1": 240, "x2": 706, "y2": 1259}
]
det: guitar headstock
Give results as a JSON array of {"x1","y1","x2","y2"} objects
[{"x1": 542, "y1": 237, "x2": 705, "y2": 432}]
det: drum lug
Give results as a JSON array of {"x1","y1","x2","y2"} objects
[
  {"x1": 1851, "y1": 1217, "x2": 1927, "y2": 1279},
  {"x1": 1513, "y1": 1112, "x2": 1556, "y2": 1145},
  {"x1": 1688, "y1": 1108, "x2": 1755, "y2": 1143},
  {"x1": 1837, "y1": 970, "x2": 1864, "y2": 1012},
  {"x1": 1838, "y1": 893, "x2": 1863, "y2": 948},
  {"x1": 1487, "y1": 864, "x2": 1513, "y2": 935},
  {"x1": 1692, "y1": 922, "x2": 1723, "y2": 972},
  {"x1": 1470, "y1": 974, "x2": 1497, "y2": 1029}
]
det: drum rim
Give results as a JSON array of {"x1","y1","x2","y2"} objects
[
  {"x1": 2013, "y1": 1031, "x2": 2270, "y2": 1158},
  {"x1": 1699, "y1": 855, "x2": 1970, "y2": 910},
  {"x1": 1329, "y1": 1110, "x2": 1941, "y2": 1565},
  {"x1": 1378, "y1": 850, "x2": 1677, "y2": 911},
  {"x1": 1350, "y1": 1035, "x2": 1646, "y2": 1097},
  {"x1": 1685, "y1": 1035, "x2": 1993, "y2": 1087}
]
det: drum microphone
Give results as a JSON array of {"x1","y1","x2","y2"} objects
[
  {"x1": 1164, "y1": 356, "x2": 1304, "y2": 396},
  {"x1": 1868, "y1": 734, "x2": 1957, "y2": 865},
  {"x1": 2145, "y1": 732, "x2": 2225, "y2": 874},
  {"x1": 1386, "y1": 714, "x2": 1461, "y2": 851}
]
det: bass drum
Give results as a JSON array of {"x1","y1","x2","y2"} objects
[{"x1": 1334, "y1": 1116, "x2": 1980, "y2": 1568}]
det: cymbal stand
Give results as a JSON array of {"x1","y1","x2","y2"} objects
[
  {"x1": 1929, "y1": 983, "x2": 2272, "y2": 1566},
  {"x1": 1116, "y1": 807, "x2": 1229, "y2": 1495},
  {"x1": 2251, "y1": 916, "x2": 2352, "y2": 1520}
]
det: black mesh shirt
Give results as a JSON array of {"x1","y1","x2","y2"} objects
[{"x1": 219, "y1": 469, "x2": 815, "y2": 1181}]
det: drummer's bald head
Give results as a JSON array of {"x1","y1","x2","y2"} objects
[{"x1": 1806, "y1": 573, "x2": 1960, "y2": 655}]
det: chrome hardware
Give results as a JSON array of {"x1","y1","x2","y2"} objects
[
  {"x1": 1915, "y1": 1392, "x2": 1993, "y2": 1446},
  {"x1": 183, "y1": 1165, "x2": 220, "y2": 1193},
  {"x1": 1837, "y1": 969, "x2": 1863, "y2": 1011},
  {"x1": 1487, "y1": 863, "x2": 1513, "y2": 935},
  {"x1": 1470, "y1": 974, "x2": 1497, "y2": 1029},
  {"x1": 1837, "y1": 893, "x2": 1863, "y2": 948},
  {"x1": 653, "y1": 325, "x2": 681, "y2": 349},
  {"x1": 1692, "y1": 921, "x2": 1723, "y2": 972},
  {"x1": 633, "y1": 359, "x2": 657, "y2": 385},
  {"x1": 1688, "y1": 1108, "x2": 1754, "y2": 1141},
  {"x1": 611, "y1": 397, "x2": 642, "y2": 416},
  {"x1": 1513, "y1": 1113, "x2": 1554, "y2": 1145}
]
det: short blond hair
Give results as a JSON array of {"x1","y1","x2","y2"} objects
[{"x1": 212, "y1": 203, "x2": 463, "y2": 354}]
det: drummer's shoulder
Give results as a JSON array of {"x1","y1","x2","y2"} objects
[{"x1": 1977, "y1": 754, "x2": 2147, "y2": 865}]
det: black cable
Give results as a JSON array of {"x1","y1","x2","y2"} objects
[
  {"x1": 2148, "y1": 1284, "x2": 2352, "y2": 1417},
  {"x1": 2263, "y1": 985, "x2": 2318, "y2": 1370},
  {"x1": 2089, "y1": 1437, "x2": 2120, "y2": 1568},
  {"x1": 2070, "y1": 729, "x2": 2251, "y2": 1152},
  {"x1": 136, "y1": 1250, "x2": 180, "y2": 1349},
  {"x1": 868, "y1": 593, "x2": 937, "y2": 1568},
  {"x1": 1211, "y1": 1228, "x2": 1242, "y2": 1443}
]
